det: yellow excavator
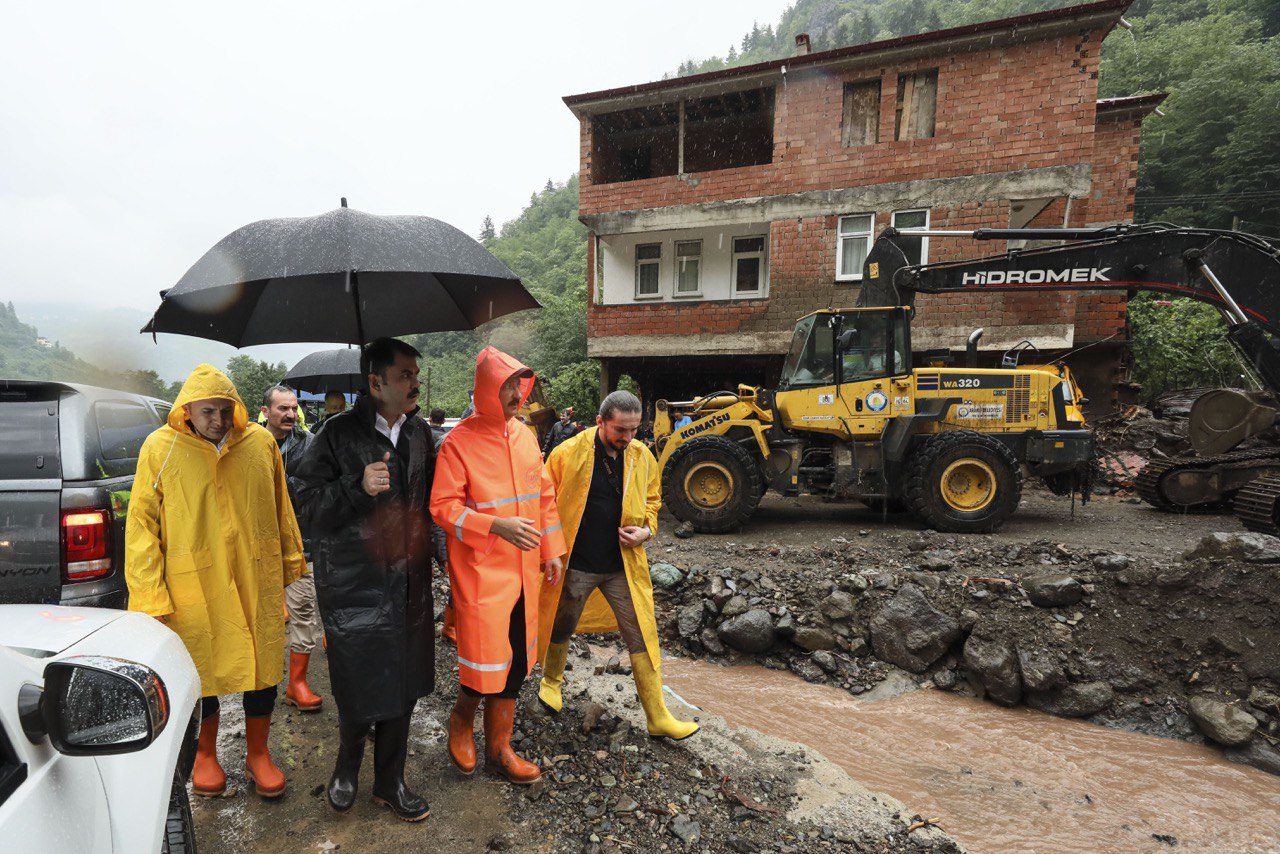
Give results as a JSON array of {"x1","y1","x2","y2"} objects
[{"x1": 654, "y1": 224, "x2": 1280, "y2": 534}]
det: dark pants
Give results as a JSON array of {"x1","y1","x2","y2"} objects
[
  {"x1": 461, "y1": 594, "x2": 527, "y2": 700},
  {"x1": 201, "y1": 685, "x2": 279, "y2": 720}
]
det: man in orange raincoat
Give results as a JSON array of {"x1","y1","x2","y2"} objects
[{"x1": 430, "y1": 347, "x2": 566, "y2": 784}]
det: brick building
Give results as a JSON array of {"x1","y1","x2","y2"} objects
[{"x1": 564, "y1": 0, "x2": 1165, "y2": 409}]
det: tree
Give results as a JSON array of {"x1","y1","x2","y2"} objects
[
  {"x1": 225, "y1": 355, "x2": 287, "y2": 412},
  {"x1": 480, "y1": 215, "x2": 496, "y2": 242}
]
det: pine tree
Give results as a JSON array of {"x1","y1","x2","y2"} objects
[{"x1": 480, "y1": 216, "x2": 496, "y2": 242}]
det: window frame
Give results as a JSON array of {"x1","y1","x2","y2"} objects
[
  {"x1": 891, "y1": 209, "x2": 930, "y2": 266},
  {"x1": 841, "y1": 79, "x2": 881, "y2": 148},
  {"x1": 835, "y1": 213, "x2": 875, "y2": 282},
  {"x1": 731, "y1": 235, "x2": 768, "y2": 298},
  {"x1": 634, "y1": 242, "x2": 663, "y2": 300},
  {"x1": 673, "y1": 239, "x2": 703, "y2": 298}
]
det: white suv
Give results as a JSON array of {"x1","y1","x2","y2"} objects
[{"x1": 0, "y1": 605, "x2": 201, "y2": 853}]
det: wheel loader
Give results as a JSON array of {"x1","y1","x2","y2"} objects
[
  {"x1": 654, "y1": 304, "x2": 1093, "y2": 534},
  {"x1": 653, "y1": 223, "x2": 1280, "y2": 534}
]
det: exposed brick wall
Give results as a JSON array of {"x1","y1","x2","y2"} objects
[
  {"x1": 581, "y1": 21, "x2": 1145, "y2": 352},
  {"x1": 580, "y1": 30, "x2": 1104, "y2": 215}
]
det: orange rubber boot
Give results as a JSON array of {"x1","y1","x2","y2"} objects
[
  {"x1": 483, "y1": 697, "x2": 540, "y2": 785},
  {"x1": 191, "y1": 713, "x2": 226, "y2": 797},
  {"x1": 284, "y1": 651, "x2": 323, "y2": 711},
  {"x1": 244, "y1": 715, "x2": 286, "y2": 798},
  {"x1": 448, "y1": 693, "x2": 481, "y2": 774}
]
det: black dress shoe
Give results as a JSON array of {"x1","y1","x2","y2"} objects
[
  {"x1": 327, "y1": 722, "x2": 366, "y2": 812},
  {"x1": 371, "y1": 715, "x2": 430, "y2": 822}
]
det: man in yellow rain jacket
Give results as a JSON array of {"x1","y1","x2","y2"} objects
[
  {"x1": 537, "y1": 390, "x2": 698, "y2": 740},
  {"x1": 431, "y1": 347, "x2": 566, "y2": 785},
  {"x1": 126, "y1": 364, "x2": 306, "y2": 799}
]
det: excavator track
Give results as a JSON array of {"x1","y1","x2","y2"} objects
[
  {"x1": 1134, "y1": 447, "x2": 1280, "y2": 512},
  {"x1": 1234, "y1": 474, "x2": 1280, "y2": 534}
]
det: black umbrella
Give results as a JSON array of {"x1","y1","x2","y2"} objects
[
  {"x1": 283, "y1": 347, "x2": 363, "y2": 394},
  {"x1": 142, "y1": 200, "x2": 538, "y2": 346}
]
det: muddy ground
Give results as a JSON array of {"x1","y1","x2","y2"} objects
[{"x1": 192, "y1": 488, "x2": 1279, "y2": 852}]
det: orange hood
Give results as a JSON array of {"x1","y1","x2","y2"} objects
[{"x1": 471, "y1": 346, "x2": 534, "y2": 428}]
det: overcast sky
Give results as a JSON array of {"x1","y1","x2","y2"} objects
[{"x1": 1, "y1": 1, "x2": 787, "y2": 314}]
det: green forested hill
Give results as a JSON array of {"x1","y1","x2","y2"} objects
[
  {"x1": 0, "y1": 301, "x2": 176, "y2": 397},
  {"x1": 673, "y1": 0, "x2": 1280, "y2": 232}
]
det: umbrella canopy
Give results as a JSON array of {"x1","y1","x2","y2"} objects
[
  {"x1": 142, "y1": 201, "x2": 539, "y2": 346},
  {"x1": 284, "y1": 347, "x2": 364, "y2": 394}
]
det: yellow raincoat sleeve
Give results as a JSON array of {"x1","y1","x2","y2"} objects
[
  {"x1": 124, "y1": 436, "x2": 173, "y2": 618},
  {"x1": 640, "y1": 445, "x2": 661, "y2": 536},
  {"x1": 272, "y1": 447, "x2": 307, "y2": 587},
  {"x1": 538, "y1": 463, "x2": 567, "y2": 562},
  {"x1": 430, "y1": 439, "x2": 497, "y2": 551}
]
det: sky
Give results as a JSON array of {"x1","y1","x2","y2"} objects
[{"x1": 0, "y1": 1, "x2": 789, "y2": 317}]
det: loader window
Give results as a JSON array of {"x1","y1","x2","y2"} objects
[
  {"x1": 779, "y1": 315, "x2": 836, "y2": 389},
  {"x1": 840, "y1": 310, "x2": 910, "y2": 383}
]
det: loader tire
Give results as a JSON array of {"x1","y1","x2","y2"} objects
[
  {"x1": 663, "y1": 435, "x2": 764, "y2": 533},
  {"x1": 904, "y1": 431, "x2": 1022, "y2": 534}
]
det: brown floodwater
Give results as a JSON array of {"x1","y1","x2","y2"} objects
[{"x1": 661, "y1": 658, "x2": 1280, "y2": 853}]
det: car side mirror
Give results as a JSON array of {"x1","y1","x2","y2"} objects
[{"x1": 17, "y1": 655, "x2": 170, "y2": 756}]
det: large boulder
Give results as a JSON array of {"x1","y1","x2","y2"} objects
[
  {"x1": 869, "y1": 584, "x2": 962, "y2": 673},
  {"x1": 964, "y1": 634, "x2": 1022, "y2": 706},
  {"x1": 1189, "y1": 695, "x2": 1259, "y2": 746},
  {"x1": 717, "y1": 609, "x2": 775, "y2": 654},
  {"x1": 1026, "y1": 681, "x2": 1114, "y2": 718},
  {"x1": 819, "y1": 590, "x2": 858, "y2": 621},
  {"x1": 676, "y1": 604, "x2": 703, "y2": 640},
  {"x1": 1185, "y1": 532, "x2": 1280, "y2": 564},
  {"x1": 1022, "y1": 574, "x2": 1084, "y2": 608},
  {"x1": 1017, "y1": 647, "x2": 1066, "y2": 693},
  {"x1": 792, "y1": 625, "x2": 837, "y2": 652},
  {"x1": 649, "y1": 562, "x2": 684, "y2": 589}
]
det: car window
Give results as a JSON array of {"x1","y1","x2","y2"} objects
[
  {"x1": 0, "y1": 720, "x2": 24, "y2": 808},
  {"x1": 0, "y1": 397, "x2": 61, "y2": 479},
  {"x1": 94, "y1": 401, "x2": 160, "y2": 462}
]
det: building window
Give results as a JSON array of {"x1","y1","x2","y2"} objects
[
  {"x1": 895, "y1": 69, "x2": 937, "y2": 140},
  {"x1": 841, "y1": 79, "x2": 881, "y2": 148},
  {"x1": 635, "y1": 243, "x2": 662, "y2": 299},
  {"x1": 732, "y1": 236, "x2": 767, "y2": 296},
  {"x1": 891, "y1": 209, "x2": 929, "y2": 266},
  {"x1": 836, "y1": 214, "x2": 875, "y2": 281},
  {"x1": 674, "y1": 240, "x2": 702, "y2": 296}
]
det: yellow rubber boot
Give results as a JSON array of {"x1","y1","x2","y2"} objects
[
  {"x1": 537, "y1": 642, "x2": 569, "y2": 713},
  {"x1": 630, "y1": 653, "x2": 699, "y2": 740}
]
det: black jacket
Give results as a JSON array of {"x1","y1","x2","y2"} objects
[
  {"x1": 294, "y1": 395, "x2": 436, "y2": 724},
  {"x1": 277, "y1": 425, "x2": 314, "y2": 558},
  {"x1": 543, "y1": 419, "x2": 576, "y2": 458}
]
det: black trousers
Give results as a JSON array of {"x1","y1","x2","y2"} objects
[
  {"x1": 461, "y1": 594, "x2": 526, "y2": 700},
  {"x1": 201, "y1": 685, "x2": 278, "y2": 719}
]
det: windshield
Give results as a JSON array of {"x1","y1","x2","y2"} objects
[{"x1": 779, "y1": 315, "x2": 836, "y2": 388}]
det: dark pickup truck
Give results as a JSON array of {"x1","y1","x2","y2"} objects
[{"x1": 0, "y1": 380, "x2": 171, "y2": 608}]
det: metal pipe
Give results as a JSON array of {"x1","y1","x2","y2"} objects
[{"x1": 1195, "y1": 260, "x2": 1248, "y2": 325}]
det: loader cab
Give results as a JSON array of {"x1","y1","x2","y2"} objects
[{"x1": 779, "y1": 308, "x2": 911, "y2": 390}]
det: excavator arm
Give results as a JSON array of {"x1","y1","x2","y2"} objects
[{"x1": 861, "y1": 224, "x2": 1280, "y2": 390}]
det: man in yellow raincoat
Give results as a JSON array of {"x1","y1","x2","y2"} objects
[
  {"x1": 537, "y1": 390, "x2": 698, "y2": 740},
  {"x1": 126, "y1": 364, "x2": 306, "y2": 799},
  {"x1": 431, "y1": 346, "x2": 566, "y2": 785}
]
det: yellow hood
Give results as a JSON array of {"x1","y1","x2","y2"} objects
[{"x1": 169, "y1": 363, "x2": 250, "y2": 436}]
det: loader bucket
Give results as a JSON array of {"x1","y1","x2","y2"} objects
[{"x1": 1188, "y1": 388, "x2": 1279, "y2": 455}]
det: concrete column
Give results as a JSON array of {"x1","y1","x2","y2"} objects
[{"x1": 598, "y1": 358, "x2": 613, "y2": 403}]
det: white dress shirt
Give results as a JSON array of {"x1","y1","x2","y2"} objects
[{"x1": 374, "y1": 411, "x2": 407, "y2": 447}]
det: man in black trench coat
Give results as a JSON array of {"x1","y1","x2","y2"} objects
[{"x1": 294, "y1": 337, "x2": 435, "y2": 822}]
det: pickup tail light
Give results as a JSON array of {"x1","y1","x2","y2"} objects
[{"x1": 62, "y1": 508, "x2": 112, "y2": 581}]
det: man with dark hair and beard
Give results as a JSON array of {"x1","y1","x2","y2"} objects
[{"x1": 295, "y1": 337, "x2": 436, "y2": 822}]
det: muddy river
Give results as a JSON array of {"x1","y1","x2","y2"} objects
[{"x1": 661, "y1": 658, "x2": 1280, "y2": 853}]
